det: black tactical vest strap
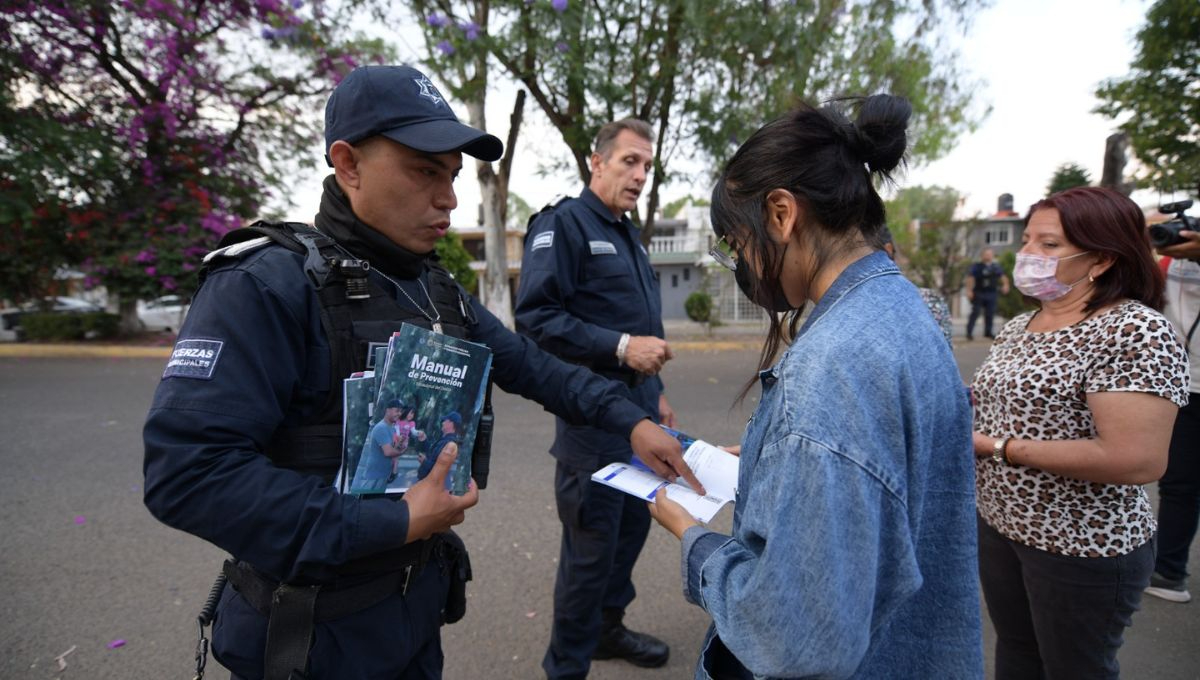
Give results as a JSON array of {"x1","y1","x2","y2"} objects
[{"x1": 205, "y1": 221, "x2": 476, "y2": 485}]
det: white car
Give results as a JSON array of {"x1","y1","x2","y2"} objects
[{"x1": 138, "y1": 295, "x2": 190, "y2": 332}]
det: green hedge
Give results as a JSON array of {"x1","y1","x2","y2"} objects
[
  {"x1": 685, "y1": 291, "x2": 713, "y2": 324},
  {"x1": 21, "y1": 312, "x2": 120, "y2": 341}
]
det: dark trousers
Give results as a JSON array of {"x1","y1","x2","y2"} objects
[
  {"x1": 1155, "y1": 394, "x2": 1200, "y2": 581},
  {"x1": 967, "y1": 292, "x2": 998, "y2": 337},
  {"x1": 543, "y1": 460, "x2": 651, "y2": 680},
  {"x1": 218, "y1": 560, "x2": 448, "y2": 680},
  {"x1": 978, "y1": 517, "x2": 1154, "y2": 680}
]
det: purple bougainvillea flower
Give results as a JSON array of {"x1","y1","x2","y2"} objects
[
  {"x1": 74, "y1": 515, "x2": 86, "y2": 525},
  {"x1": 427, "y1": 13, "x2": 448, "y2": 28},
  {"x1": 107, "y1": 639, "x2": 126, "y2": 649},
  {"x1": 459, "y1": 21, "x2": 480, "y2": 40},
  {"x1": 555, "y1": 41, "x2": 569, "y2": 53},
  {"x1": 551, "y1": 0, "x2": 567, "y2": 12},
  {"x1": 436, "y1": 40, "x2": 455, "y2": 56}
]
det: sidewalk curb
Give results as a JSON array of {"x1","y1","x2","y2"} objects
[
  {"x1": 0, "y1": 344, "x2": 173, "y2": 358},
  {"x1": 0, "y1": 339, "x2": 763, "y2": 359}
]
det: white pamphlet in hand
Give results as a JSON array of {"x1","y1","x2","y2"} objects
[{"x1": 591, "y1": 426, "x2": 738, "y2": 523}]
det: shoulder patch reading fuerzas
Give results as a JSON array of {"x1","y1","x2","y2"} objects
[
  {"x1": 531, "y1": 231, "x2": 554, "y2": 251},
  {"x1": 589, "y1": 240, "x2": 617, "y2": 255},
  {"x1": 163, "y1": 339, "x2": 224, "y2": 380}
]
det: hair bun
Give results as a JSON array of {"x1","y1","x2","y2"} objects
[{"x1": 850, "y1": 94, "x2": 911, "y2": 175}]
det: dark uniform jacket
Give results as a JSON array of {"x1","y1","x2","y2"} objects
[
  {"x1": 515, "y1": 187, "x2": 665, "y2": 469},
  {"x1": 142, "y1": 178, "x2": 653, "y2": 587}
]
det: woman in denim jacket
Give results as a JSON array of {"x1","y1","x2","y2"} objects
[{"x1": 650, "y1": 96, "x2": 983, "y2": 679}]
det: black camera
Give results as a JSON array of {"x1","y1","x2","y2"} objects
[{"x1": 1150, "y1": 199, "x2": 1198, "y2": 249}]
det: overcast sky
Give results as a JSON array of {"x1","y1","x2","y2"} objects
[{"x1": 284, "y1": 0, "x2": 1182, "y2": 226}]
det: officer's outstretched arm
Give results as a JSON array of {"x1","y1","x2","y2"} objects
[{"x1": 402, "y1": 446, "x2": 478, "y2": 543}]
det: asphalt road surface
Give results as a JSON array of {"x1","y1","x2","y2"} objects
[{"x1": 0, "y1": 340, "x2": 1196, "y2": 679}]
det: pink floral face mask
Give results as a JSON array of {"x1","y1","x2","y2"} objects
[{"x1": 1013, "y1": 252, "x2": 1090, "y2": 301}]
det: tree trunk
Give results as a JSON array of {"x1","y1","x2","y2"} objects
[
  {"x1": 1101, "y1": 132, "x2": 1132, "y2": 196},
  {"x1": 117, "y1": 294, "x2": 140, "y2": 335},
  {"x1": 464, "y1": 95, "x2": 514, "y2": 330}
]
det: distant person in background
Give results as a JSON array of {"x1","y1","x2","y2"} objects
[
  {"x1": 1145, "y1": 228, "x2": 1200, "y2": 604},
  {"x1": 965, "y1": 247, "x2": 1009, "y2": 340},
  {"x1": 878, "y1": 227, "x2": 953, "y2": 345},
  {"x1": 970, "y1": 187, "x2": 1188, "y2": 679}
]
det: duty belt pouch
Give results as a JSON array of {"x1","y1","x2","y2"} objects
[{"x1": 441, "y1": 530, "x2": 472, "y2": 625}]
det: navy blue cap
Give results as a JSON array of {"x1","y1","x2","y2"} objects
[
  {"x1": 324, "y1": 65, "x2": 503, "y2": 165},
  {"x1": 441, "y1": 411, "x2": 462, "y2": 429}
]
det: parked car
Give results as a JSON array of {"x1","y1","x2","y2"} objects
[
  {"x1": 0, "y1": 296, "x2": 104, "y2": 341},
  {"x1": 138, "y1": 295, "x2": 189, "y2": 332}
]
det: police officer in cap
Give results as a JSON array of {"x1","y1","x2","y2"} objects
[{"x1": 143, "y1": 65, "x2": 700, "y2": 680}]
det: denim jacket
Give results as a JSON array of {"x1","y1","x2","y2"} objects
[{"x1": 681, "y1": 252, "x2": 982, "y2": 679}]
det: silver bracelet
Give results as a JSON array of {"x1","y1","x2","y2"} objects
[{"x1": 616, "y1": 333, "x2": 630, "y2": 365}]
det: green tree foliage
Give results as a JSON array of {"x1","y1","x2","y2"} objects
[
  {"x1": 507, "y1": 191, "x2": 534, "y2": 229},
  {"x1": 0, "y1": 0, "x2": 388, "y2": 324},
  {"x1": 662, "y1": 195, "x2": 710, "y2": 219},
  {"x1": 435, "y1": 231, "x2": 478, "y2": 294},
  {"x1": 885, "y1": 185, "x2": 972, "y2": 300},
  {"x1": 1095, "y1": 0, "x2": 1200, "y2": 192},
  {"x1": 399, "y1": 0, "x2": 988, "y2": 242},
  {"x1": 684, "y1": 290, "x2": 713, "y2": 324},
  {"x1": 1046, "y1": 162, "x2": 1092, "y2": 196}
]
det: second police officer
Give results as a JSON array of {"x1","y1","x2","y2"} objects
[
  {"x1": 516, "y1": 118, "x2": 680, "y2": 679},
  {"x1": 143, "y1": 66, "x2": 698, "y2": 680}
]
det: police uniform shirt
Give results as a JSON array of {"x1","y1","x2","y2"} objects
[{"x1": 515, "y1": 187, "x2": 665, "y2": 465}]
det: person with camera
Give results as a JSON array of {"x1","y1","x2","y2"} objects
[
  {"x1": 970, "y1": 187, "x2": 1188, "y2": 679},
  {"x1": 1145, "y1": 201, "x2": 1200, "y2": 604}
]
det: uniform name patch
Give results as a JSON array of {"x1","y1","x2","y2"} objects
[
  {"x1": 531, "y1": 231, "x2": 555, "y2": 251},
  {"x1": 163, "y1": 339, "x2": 224, "y2": 380},
  {"x1": 589, "y1": 240, "x2": 617, "y2": 255}
]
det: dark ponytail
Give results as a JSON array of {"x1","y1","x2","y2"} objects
[{"x1": 712, "y1": 94, "x2": 911, "y2": 401}]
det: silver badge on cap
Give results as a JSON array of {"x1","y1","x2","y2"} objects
[{"x1": 414, "y1": 76, "x2": 445, "y2": 107}]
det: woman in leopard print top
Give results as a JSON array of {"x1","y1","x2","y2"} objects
[{"x1": 970, "y1": 187, "x2": 1189, "y2": 680}]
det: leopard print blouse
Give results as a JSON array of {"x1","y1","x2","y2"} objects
[{"x1": 972, "y1": 300, "x2": 1190, "y2": 557}]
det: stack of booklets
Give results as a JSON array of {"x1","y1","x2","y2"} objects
[{"x1": 334, "y1": 322, "x2": 492, "y2": 497}]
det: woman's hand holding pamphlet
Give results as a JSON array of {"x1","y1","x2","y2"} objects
[{"x1": 591, "y1": 425, "x2": 738, "y2": 522}]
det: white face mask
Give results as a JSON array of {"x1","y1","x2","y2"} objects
[{"x1": 1013, "y1": 252, "x2": 1090, "y2": 301}]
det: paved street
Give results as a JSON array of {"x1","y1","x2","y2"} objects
[{"x1": 0, "y1": 337, "x2": 1196, "y2": 679}]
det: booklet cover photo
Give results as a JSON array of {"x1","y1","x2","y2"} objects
[{"x1": 336, "y1": 323, "x2": 492, "y2": 497}]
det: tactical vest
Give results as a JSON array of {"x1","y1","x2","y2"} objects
[{"x1": 204, "y1": 221, "x2": 492, "y2": 487}]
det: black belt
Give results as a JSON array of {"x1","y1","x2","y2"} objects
[{"x1": 222, "y1": 537, "x2": 438, "y2": 680}]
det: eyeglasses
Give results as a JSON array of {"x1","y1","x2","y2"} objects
[{"x1": 709, "y1": 235, "x2": 738, "y2": 271}]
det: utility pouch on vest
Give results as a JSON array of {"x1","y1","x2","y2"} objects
[{"x1": 440, "y1": 530, "x2": 472, "y2": 625}]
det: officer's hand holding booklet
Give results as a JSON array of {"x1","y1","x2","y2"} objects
[{"x1": 591, "y1": 425, "x2": 738, "y2": 523}]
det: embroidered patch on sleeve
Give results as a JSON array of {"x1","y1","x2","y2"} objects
[
  {"x1": 162, "y1": 339, "x2": 225, "y2": 380},
  {"x1": 531, "y1": 231, "x2": 555, "y2": 251},
  {"x1": 588, "y1": 240, "x2": 617, "y2": 255}
]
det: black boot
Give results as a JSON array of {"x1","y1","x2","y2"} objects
[{"x1": 591, "y1": 608, "x2": 669, "y2": 668}]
